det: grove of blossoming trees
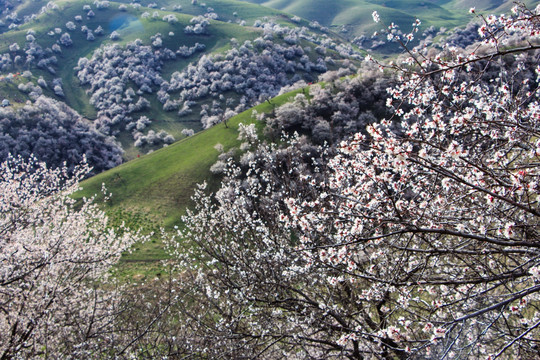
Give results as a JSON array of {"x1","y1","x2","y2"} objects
[
  {"x1": 174, "y1": 4, "x2": 540, "y2": 359},
  {"x1": 0, "y1": 156, "x2": 147, "y2": 358},
  {"x1": 0, "y1": 95, "x2": 123, "y2": 173}
]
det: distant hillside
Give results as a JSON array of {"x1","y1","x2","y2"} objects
[
  {"x1": 238, "y1": 0, "x2": 539, "y2": 42},
  {"x1": 0, "y1": 0, "x2": 362, "y2": 170},
  {"x1": 2, "y1": 0, "x2": 530, "y2": 174}
]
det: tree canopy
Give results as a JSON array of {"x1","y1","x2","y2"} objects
[{"x1": 174, "y1": 5, "x2": 540, "y2": 358}]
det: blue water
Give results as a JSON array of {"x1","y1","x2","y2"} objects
[{"x1": 109, "y1": 14, "x2": 139, "y2": 32}]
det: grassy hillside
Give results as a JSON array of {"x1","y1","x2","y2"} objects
[
  {"x1": 238, "y1": 0, "x2": 539, "y2": 39},
  {"x1": 0, "y1": 0, "x2": 264, "y2": 117},
  {"x1": 119, "y1": 0, "x2": 285, "y2": 23},
  {"x1": 0, "y1": 0, "x2": 358, "y2": 163},
  {"x1": 76, "y1": 88, "x2": 305, "y2": 278},
  {"x1": 0, "y1": 0, "x2": 282, "y2": 34}
]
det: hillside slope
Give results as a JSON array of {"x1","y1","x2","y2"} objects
[
  {"x1": 75, "y1": 88, "x2": 305, "y2": 274},
  {"x1": 0, "y1": 0, "x2": 268, "y2": 123},
  {"x1": 0, "y1": 0, "x2": 361, "y2": 170},
  {"x1": 77, "y1": 89, "x2": 304, "y2": 223},
  {"x1": 238, "y1": 0, "x2": 539, "y2": 40}
]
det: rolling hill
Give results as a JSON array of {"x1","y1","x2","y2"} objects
[
  {"x1": 0, "y1": 0, "x2": 362, "y2": 168},
  {"x1": 238, "y1": 0, "x2": 540, "y2": 41},
  {"x1": 75, "y1": 87, "x2": 305, "y2": 277},
  {"x1": 2, "y1": 0, "x2": 527, "y2": 174}
]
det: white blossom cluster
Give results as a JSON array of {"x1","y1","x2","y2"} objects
[
  {"x1": 0, "y1": 96, "x2": 123, "y2": 172},
  {"x1": 75, "y1": 39, "x2": 175, "y2": 138},
  {"x1": 284, "y1": 5, "x2": 540, "y2": 358},
  {"x1": 175, "y1": 5, "x2": 540, "y2": 358},
  {"x1": 164, "y1": 37, "x2": 329, "y2": 128},
  {"x1": 0, "y1": 156, "x2": 146, "y2": 358}
]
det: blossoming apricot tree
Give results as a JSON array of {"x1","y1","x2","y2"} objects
[
  {"x1": 285, "y1": 4, "x2": 540, "y2": 358},
  {"x1": 0, "y1": 157, "x2": 145, "y2": 358},
  {"x1": 176, "y1": 4, "x2": 540, "y2": 359}
]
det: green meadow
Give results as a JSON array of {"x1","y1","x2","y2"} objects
[{"x1": 76, "y1": 88, "x2": 305, "y2": 278}]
